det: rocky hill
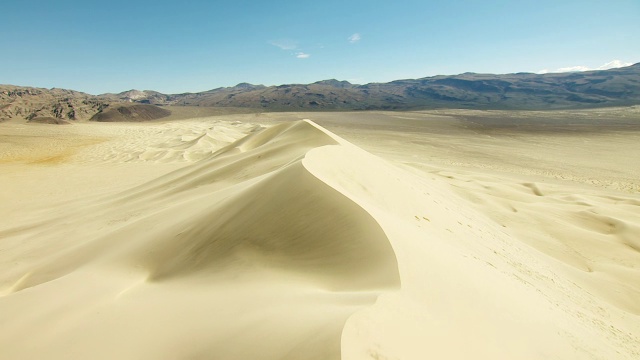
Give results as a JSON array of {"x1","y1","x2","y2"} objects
[
  {"x1": 0, "y1": 86, "x2": 172, "y2": 123},
  {"x1": 0, "y1": 86, "x2": 109, "y2": 122},
  {"x1": 2, "y1": 63, "x2": 639, "y2": 122},
  {"x1": 91, "y1": 104, "x2": 171, "y2": 122}
]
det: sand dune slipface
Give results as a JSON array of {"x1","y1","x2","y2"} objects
[{"x1": 0, "y1": 120, "x2": 400, "y2": 360}]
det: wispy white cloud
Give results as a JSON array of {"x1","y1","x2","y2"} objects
[
  {"x1": 269, "y1": 39, "x2": 297, "y2": 50},
  {"x1": 269, "y1": 39, "x2": 311, "y2": 59},
  {"x1": 538, "y1": 59, "x2": 632, "y2": 74},
  {"x1": 553, "y1": 65, "x2": 591, "y2": 73},
  {"x1": 596, "y1": 60, "x2": 633, "y2": 70},
  {"x1": 348, "y1": 33, "x2": 361, "y2": 43}
]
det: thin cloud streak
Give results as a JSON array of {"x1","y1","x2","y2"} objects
[
  {"x1": 296, "y1": 52, "x2": 310, "y2": 59},
  {"x1": 269, "y1": 39, "x2": 297, "y2": 50},
  {"x1": 348, "y1": 33, "x2": 361, "y2": 43}
]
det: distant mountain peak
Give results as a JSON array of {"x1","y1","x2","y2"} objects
[
  {"x1": 313, "y1": 79, "x2": 353, "y2": 88},
  {"x1": 118, "y1": 89, "x2": 148, "y2": 100},
  {"x1": 233, "y1": 82, "x2": 266, "y2": 89}
]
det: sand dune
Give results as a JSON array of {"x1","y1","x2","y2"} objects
[
  {"x1": 0, "y1": 120, "x2": 399, "y2": 359},
  {"x1": 1, "y1": 114, "x2": 639, "y2": 359}
]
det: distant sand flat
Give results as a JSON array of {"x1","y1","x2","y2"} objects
[{"x1": 0, "y1": 110, "x2": 639, "y2": 359}]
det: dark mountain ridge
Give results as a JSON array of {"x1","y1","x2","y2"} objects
[{"x1": 2, "y1": 64, "x2": 639, "y2": 122}]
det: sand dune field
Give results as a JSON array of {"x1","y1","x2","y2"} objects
[{"x1": 1, "y1": 109, "x2": 639, "y2": 359}]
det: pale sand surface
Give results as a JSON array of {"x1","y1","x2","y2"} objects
[{"x1": 0, "y1": 109, "x2": 639, "y2": 359}]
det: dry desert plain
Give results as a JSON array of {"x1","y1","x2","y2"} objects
[{"x1": 1, "y1": 107, "x2": 639, "y2": 359}]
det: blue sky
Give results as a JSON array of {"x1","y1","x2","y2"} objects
[{"x1": 1, "y1": 0, "x2": 638, "y2": 94}]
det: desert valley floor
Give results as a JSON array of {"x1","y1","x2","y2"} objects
[{"x1": 1, "y1": 108, "x2": 639, "y2": 359}]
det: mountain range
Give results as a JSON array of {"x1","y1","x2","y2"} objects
[{"x1": 2, "y1": 63, "x2": 639, "y2": 122}]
